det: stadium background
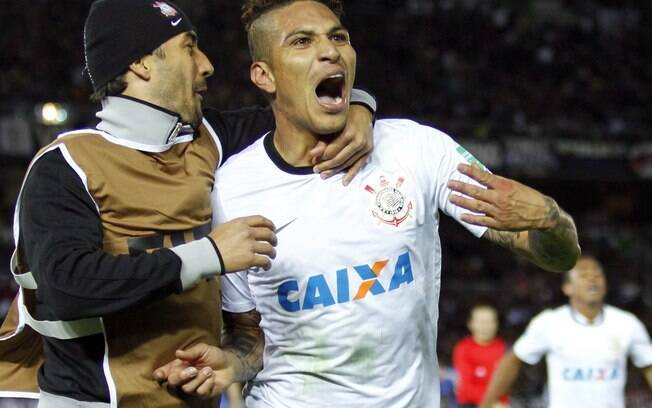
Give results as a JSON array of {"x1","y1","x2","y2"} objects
[{"x1": 0, "y1": 0, "x2": 650, "y2": 406}]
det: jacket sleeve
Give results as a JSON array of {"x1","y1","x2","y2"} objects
[
  {"x1": 203, "y1": 106, "x2": 275, "y2": 165},
  {"x1": 19, "y1": 149, "x2": 184, "y2": 321}
]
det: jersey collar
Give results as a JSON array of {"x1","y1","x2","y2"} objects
[
  {"x1": 264, "y1": 131, "x2": 315, "y2": 175},
  {"x1": 95, "y1": 96, "x2": 195, "y2": 152},
  {"x1": 569, "y1": 305, "x2": 605, "y2": 326}
]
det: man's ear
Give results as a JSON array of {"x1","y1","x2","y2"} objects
[
  {"x1": 250, "y1": 61, "x2": 276, "y2": 94},
  {"x1": 562, "y1": 282, "x2": 573, "y2": 297},
  {"x1": 128, "y1": 57, "x2": 152, "y2": 81}
]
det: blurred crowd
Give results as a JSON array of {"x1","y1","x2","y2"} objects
[{"x1": 1, "y1": 0, "x2": 650, "y2": 405}]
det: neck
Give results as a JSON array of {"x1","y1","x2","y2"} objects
[
  {"x1": 272, "y1": 109, "x2": 332, "y2": 167},
  {"x1": 472, "y1": 336, "x2": 493, "y2": 346},
  {"x1": 570, "y1": 299, "x2": 603, "y2": 321}
]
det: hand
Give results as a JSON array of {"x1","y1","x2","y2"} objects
[
  {"x1": 447, "y1": 163, "x2": 558, "y2": 232},
  {"x1": 154, "y1": 343, "x2": 236, "y2": 399},
  {"x1": 311, "y1": 104, "x2": 373, "y2": 185},
  {"x1": 209, "y1": 215, "x2": 277, "y2": 272}
]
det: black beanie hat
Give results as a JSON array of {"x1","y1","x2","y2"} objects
[{"x1": 84, "y1": 0, "x2": 194, "y2": 91}]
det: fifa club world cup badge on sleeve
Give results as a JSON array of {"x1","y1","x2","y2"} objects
[{"x1": 365, "y1": 174, "x2": 414, "y2": 227}]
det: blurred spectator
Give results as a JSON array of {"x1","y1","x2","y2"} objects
[{"x1": 453, "y1": 304, "x2": 508, "y2": 407}]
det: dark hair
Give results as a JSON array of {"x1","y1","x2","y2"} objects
[
  {"x1": 241, "y1": 0, "x2": 345, "y2": 62},
  {"x1": 563, "y1": 253, "x2": 603, "y2": 284},
  {"x1": 88, "y1": 46, "x2": 166, "y2": 102},
  {"x1": 241, "y1": 0, "x2": 344, "y2": 32}
]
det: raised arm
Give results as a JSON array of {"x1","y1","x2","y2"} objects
[
  {"x1": 153, "y1": 309, "x2": 264, "y2": 399},
  {"x1": 478, "y1": 351, "x2": 523, "y2": 408},
  {"x1": 448, "y1": 163, "x2": 580, "y2": 272}
]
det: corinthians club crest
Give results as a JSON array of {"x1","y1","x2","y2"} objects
[{"x1": 365, "y1": 175, "x2": 413, "y2": 227}]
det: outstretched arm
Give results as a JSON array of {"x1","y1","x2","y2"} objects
[
  {"x1": 479, "y1": 351, "x2": 523, "y2": 408},
  {"x1": 153, "y1": 309, "x2": 264, "y2": 398},
  {"x1": 448, "y1": 164, "x2": 580, "y2": 272}
]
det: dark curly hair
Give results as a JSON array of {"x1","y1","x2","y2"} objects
[{"x1": 241, "y1": 0, "x2": 344, "y2": 60}]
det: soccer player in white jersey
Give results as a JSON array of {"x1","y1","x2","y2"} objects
[
  {"x1": 153, "y1": 1, "x2": 581, "y2": 406},
  {"x1": 480, "y1": 255, "x2": 652, "y2": 408}
]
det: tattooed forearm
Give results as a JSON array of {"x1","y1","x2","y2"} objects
[
  {"x1": 529, "y1": 197, "x2": 580, "y2": 271},
  {"x1": 222, "y1": 310, "x2": 265, "y2": 382},
  {"x1": 483, "y1": 229, "x2": 521, "y2": 250},
  {"x1": 484, "y1": 197, "x2": 580, "y2": 272}
]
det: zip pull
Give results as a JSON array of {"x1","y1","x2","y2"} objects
[{"x1": 167, "y1": 122, "x2": 183, "y2": 143}]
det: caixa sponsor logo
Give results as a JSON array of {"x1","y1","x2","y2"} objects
[
  {"x1": 278, "y1": 252, "x2": 414, "y2": 312},
  {"x1": 562, "y1": 366, "x2": 620, "y2": 381}
]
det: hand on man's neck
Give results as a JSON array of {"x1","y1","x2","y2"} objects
[{"x1": 272, "y1": 116, "x2": 336, "y2": 168}]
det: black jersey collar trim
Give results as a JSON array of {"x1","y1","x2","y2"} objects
[{"x1": 264, "y1": 132, "x2": 315, "y2": 175}]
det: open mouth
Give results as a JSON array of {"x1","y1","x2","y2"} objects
[{"x1": 315, "y1": 73, "x2": 346, "y2": 111}]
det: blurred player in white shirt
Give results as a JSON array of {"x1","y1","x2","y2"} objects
[
  {"x1": 153, "y1": 1, "x2": 582, "y2": 406},
  {"x1": 480, "y1": 255, "x2": 652, "y2": 408}
]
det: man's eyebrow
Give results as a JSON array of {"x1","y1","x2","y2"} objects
[{"x1": 283, "y1": 25, "x2": 348, "y2": 42}]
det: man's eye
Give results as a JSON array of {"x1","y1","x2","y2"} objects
[
  {"x1": 292, "y1": 37, "x2": 310, "y2": 47},
  {"x1": 331, "y1": 33, "x2": 349, "y2": 43}
]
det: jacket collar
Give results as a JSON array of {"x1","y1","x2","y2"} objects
[{"x1": 95, "y1": 95, "x2": 195, "y2": 152}]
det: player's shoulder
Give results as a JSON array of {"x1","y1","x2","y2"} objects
[
  {"x1": 372, "y1": 118, "x2": 459, "y2": 158},
  {"x1": 374, "y1": 119, "x2": 452, "y2": 142},
  {"x1": 531, "y1": 305, "x2": 567, "y2": 325},
  {"x1": 603, "y1": 304, "x2": 643, "y2": 326},
  {"x1": 218, "y1": 133, "x2": 268, "y2": 170}
]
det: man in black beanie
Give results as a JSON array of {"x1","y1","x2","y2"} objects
[{"x1": 0, "y1": 0, "x2": 376, "y2": 406}]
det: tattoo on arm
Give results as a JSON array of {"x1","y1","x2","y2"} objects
[
  {"x1": 484, "y1": 197, "x2": 580, "y2": 272},
  {"x1": 222, "y1": 310, "x2": 264, "y2": 382},
  {"x1": 483, "y1": 229, "x2": 521, "y2": 250}
]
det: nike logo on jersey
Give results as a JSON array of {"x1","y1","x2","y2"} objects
[
  {"x1": 277, "y1": 251, "x2": 414, "y2": 312},
  {"x1": 171, "y1": 18, "x2": 182, "y2": 26}
]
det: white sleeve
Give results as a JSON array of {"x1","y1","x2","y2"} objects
[
  {"x1": 513, "y1": 311, "x2": 551, "y2": 365},
  {"x1": 415, "y1": 124, "x2": 488, "y2": 237},
  {"x1": 211, "y1": 179, "x2": 256, "y2": 313},
  {"x1": 628, "y1": 316, "x2": 652, "y2": 368},
  {"x1": 221, "y1": 271, "x2": 256, "y2": 313}
]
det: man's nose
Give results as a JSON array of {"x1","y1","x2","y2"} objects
[{"x1": 196, "y1": 48, "x2": 214, "y2": 78}]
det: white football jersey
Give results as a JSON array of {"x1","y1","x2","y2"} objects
[
  {"x1": 513, "y1": 304, "x2": 652, "y2": 408},
  {"x1": 214, "y1": 119, "x2": 487, "y2": 407}
]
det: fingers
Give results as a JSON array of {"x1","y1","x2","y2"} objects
[
  {"x1": 448, "y1": 179, "x2": 492, "y2": 202},
  {"x1": 313, "y1": 137, "x2": 362, "y2": 174},
  {"x1": 252, "y1": 254, "x2": 273, "y2": 271},
  {"x1": 154, "y1": 358, "x2": 189, "y2": 383},
  {"x1": 449, "y1": 193, "x2": 494, "y2": 215},
  {"x1": 167, "y1": 365, "x2": 200, "y2": 387},
  {"x1": 252, "y1": 227, "x2": 278, "y2": 247},
  {"x1": 342, "y1": 154, "x2": 370, "y2": 186},
  {"x1": 241, "y1": 215, "x2": 275, "y2": 231},
  {"x1": 460, "y1": 213, "x2": 498, "y2": 228},
  {"x1": 180, "y1": 367, "x2": 214, "y2": 395},
  {"x1": 456, "y1": 163, "x2": 496, "y2": 188},
  {"x1": 309, "y1": 141, "x2": 327, "y2": 164},
  {"x1": 175, "y1": 346, "x2": 207, "y2": 364}
]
